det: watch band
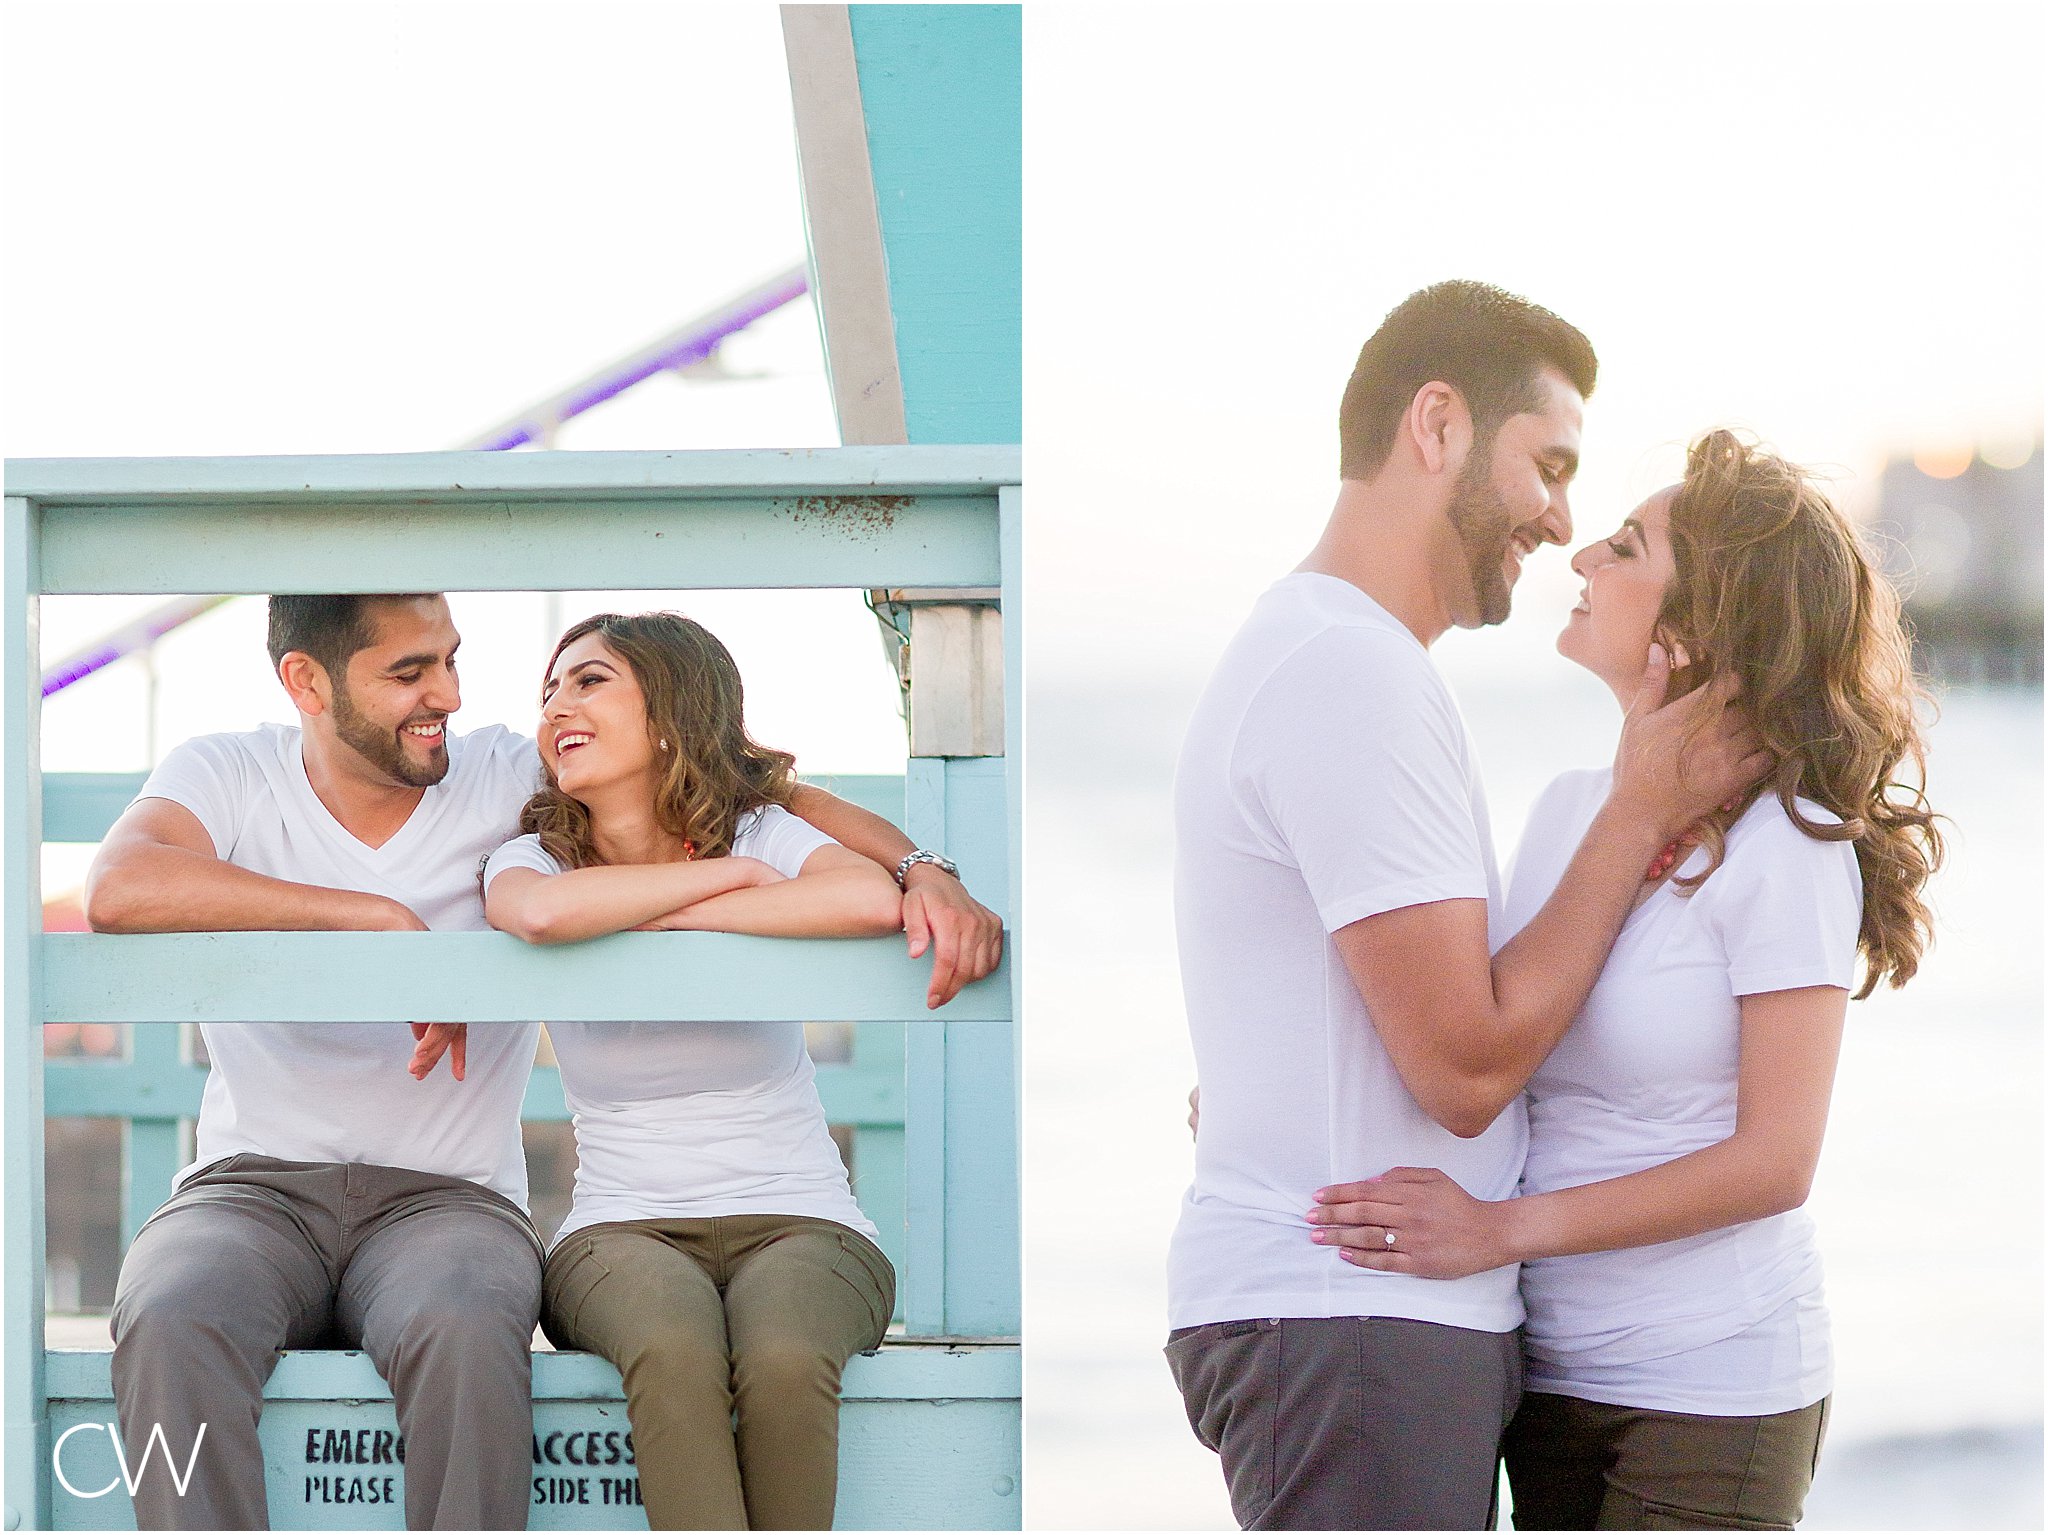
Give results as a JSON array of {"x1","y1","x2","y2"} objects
[{"x1": 894, "y1": 849, "x2": 960, "y2": 888}]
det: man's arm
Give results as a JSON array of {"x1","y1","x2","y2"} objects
[
  {"x1": 637, "y1": 843, "x2": 905, "y2": 938},
  {"x1": 1339, "y1": 649, "x2": 1769, "y2": 1137},
  {"x1": 84, "y1": 798, "x2": 424, "y2": 933},
  {"x1": 787, "y1": 782, "x2": 1003, "y2": 1009}
]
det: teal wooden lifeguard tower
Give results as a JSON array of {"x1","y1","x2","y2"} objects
[{"x1": 3, "y1": 7, "x2": 1021, "y2": 1529}]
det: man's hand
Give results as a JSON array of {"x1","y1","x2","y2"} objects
[
  {"x1": 901, "y1": 865, "x2": 1003, "y2": 1010},
  {"x1": 1306, "y1": 1167, "x2": 1514, "y2": 1280},
  {"x1": 1612, "y1": 644, "x2": 1772, "y2": 840},
  {"x1": 1187, "y1": 1086, "x2": 1200, "y2": 1139},
  {"x1": 409, "y1": 1022, "x2": 465, "y2": 1081}
]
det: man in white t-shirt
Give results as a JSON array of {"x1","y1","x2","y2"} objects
[
  {"x1": 85, "y1": 593, "x2": 999, "y2": 1531},
  {"x1": 1167, "y1": 281, "x2": 1767, "y2": 1530}
]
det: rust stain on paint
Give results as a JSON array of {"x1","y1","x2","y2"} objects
[{"x1": 781, "y1": 494, "x2": 911, "y2": 539}]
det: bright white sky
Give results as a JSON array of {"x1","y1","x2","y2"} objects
[
  {"x1": 9, "y1": 2, "x2": 2039, "y2": 775},
  {"x1": 1026, "y1": 0, "x2": 2045, "y2": 693},
  {"x1": 3, "y1": 2, "x2": 911, "y2": 833}
]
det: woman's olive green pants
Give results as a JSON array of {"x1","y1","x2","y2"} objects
[
  {"x1": 543, "y1": 1214, "x2": 895, "y2": 1531},
  {"x1": 1505, "y1": 1390, "x2": 1830, "y2": 1530}
]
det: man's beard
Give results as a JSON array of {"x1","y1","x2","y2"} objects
[
  {"x1": 1446, "y1": 452, "x2": 1518, "y2": 628},
  {"x1": 330, "y1": 681, "x2": 449, "y2": 788}
]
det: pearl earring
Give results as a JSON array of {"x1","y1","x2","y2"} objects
[{"x1": 658, "y1": 738, "x2": 670, "y2": 751}]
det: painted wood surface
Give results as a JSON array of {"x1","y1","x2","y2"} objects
[
  {"x1": 38, "y1": 496, "x2": 996, "y2": 597},
  {"x1": 848, "y1": 7, "x2": 1023, "y2": 445},
  {"x1": 8, "y1": 452, "x2": 1020, "y2": 1529},
  {"x1": 782, "y1": 6, "x2": 908, "y2": 446},
  {"x1": 40, "y1": 932, "x2": 1009, "y2": 1024},
  {"x1": 5, "y1": 447, "x2": 1017, "y2": 499},
  {"x1": 9, "y1": 447, "x2": 1014, "y2": 595},
  {"x1": 6, "y1": 495, "x2": 51, "y2": 1530},
  {"x1": 44, "y1": 1347, "x2": 1020, "y2": 1530}
]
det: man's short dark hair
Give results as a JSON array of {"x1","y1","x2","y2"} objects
[
  {"x1": 1338, "y1": 280, "x2": 1597, "y2": 480},
  {"x1": 266, "y1": 595, "x2": 437, "y2": 676}
]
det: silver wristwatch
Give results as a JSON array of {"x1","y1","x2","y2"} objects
[{"x1": 894, "y1": 849, "x2": 960, "y2": 888}]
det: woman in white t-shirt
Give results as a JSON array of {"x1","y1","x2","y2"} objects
[
  {"x1": 471, "y1": 611, "x2": 902, "y2": 1530},
  {"x1": 1310, "y1": 431, "x2": 1943, "y2": 1529}
]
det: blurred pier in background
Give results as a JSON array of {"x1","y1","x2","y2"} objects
[{"x1": 1867, "y1": 438, "x2": 2043, "y2": 685}]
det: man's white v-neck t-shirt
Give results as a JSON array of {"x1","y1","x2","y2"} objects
[
  {"x1": 1168, "y1": 573, "x2": 1526, "y2": 1333},
  {"x1": 136, "y1": 722, "x2": 544, "y2": 1207}
]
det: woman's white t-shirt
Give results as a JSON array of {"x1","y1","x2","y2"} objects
[
  {"x1": 483, "y1": 805, "x2": 879, "y2": 1247},
  {"x1": 1505, "y1": 767, "x2": 1862, "y2": 1414}
]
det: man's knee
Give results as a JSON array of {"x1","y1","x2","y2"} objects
[
  {"x1": 383, "y1": 1283, "x2": 536, "y2": 1366},
  {"x1": 113, "y1": 1266, "x2": 254, "y2": 1359}
]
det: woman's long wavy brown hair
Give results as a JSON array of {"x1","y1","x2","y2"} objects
[
  {"x1": 1660, "y1": 430, "x2": 1943, "y2": 998},
  {"x1": 519, "y1": 612, "x2": 796, "y2": 869}
]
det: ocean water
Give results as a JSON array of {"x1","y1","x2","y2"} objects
[{"x1": 1023, "y1": 673, "x2": 2043, "y2": 1530}]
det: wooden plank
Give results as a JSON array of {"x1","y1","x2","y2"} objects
[
  {"x1": 848, "y1": 1024, "x2": 909, "y2": 1311},
  {"x1": 40, "y1": 773, "x2": 146, "y2": 845},
  {"x1": 781, "y1": 5, "x2": 909, "y2": 446},
  {"x1": 47, "y1": 1061, "x2": 905, "y2": 1128},
  {"x1": 846, "y1": 7, "x2": 1021, "y2": 445},
  {"x1": 43, "y1": 1344, "x2": 1020, "y2": 1403},
  {"x1": 5, "y1": 447, "x2": 1019, "y2": 502},
  {"x1": 43, "y1": 1063, "x2": 210, "y2": 1118},
  {"x1": 900, "y1": 1027, "x2": 947, "y2": 1336},
  {"x1": 943, "y1": 1021, "x2": 1019, "y2": 1337},
  {"x1": 999, "y1": 484, "x2": 1024, "y2": 1022},
  {"x1": 38, "y1": 494, "x2": 999, "y2": 596},
  {"x1": 44, "y1": 933, "x2": 1010, "y2": 1024},
  {"x1": 45, "y1": 1348, "x2": 1020, "y2": 1530},
  {"x1": 117, "y1": 1025, "x2": 185, "y2": 1247},
  {"x1": 6, "y1": 493, "x2": 52, "y2": 1532}
]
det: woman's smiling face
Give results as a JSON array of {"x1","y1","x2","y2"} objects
[
  {"x1": 539, "y1": 633, "x2": 661, "y2": 799},
  {"x1": 1558, "y1": 486, "x2": 1681, "y2": 702}
]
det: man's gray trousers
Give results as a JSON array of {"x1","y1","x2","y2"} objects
[{"x1": 110, "y1": 1155, "x2": 543, "y2": 1531}]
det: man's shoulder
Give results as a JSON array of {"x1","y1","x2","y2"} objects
[
  {"x1": 452, "y1": 722, "x2": 537, "y2": 761},
  {"x1": 153, "y1": 721, "x2": 300, "y2": 777},
  {"x1": 449, "y1": 724, "x2": 540, "y2": 784},
  {"x1": 1184, "y1": 590, "x2": 1443, "y2": 771},
  {"x1": 1232, "y1": 617, "x2": 1442, "y2": 725},
  {"x1": 1238, "y1": 575, "x2": 1429, "y2": 673}
]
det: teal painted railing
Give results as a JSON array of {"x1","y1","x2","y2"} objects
[
  {"x1": 40, "y1": 771, "x2": 918, "y2": 1270},
  {"x1": 5, "y1": 447, "x2": 1022, "y2": 1530}
]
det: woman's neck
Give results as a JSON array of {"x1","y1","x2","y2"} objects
[{"x1": 582, "y1": 790, "x2": 694, "y2": 866}]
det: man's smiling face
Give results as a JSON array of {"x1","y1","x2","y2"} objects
[
  {"x1": 1445, "y1": 367, "x2": 1584, "y2": 628},
  {"x1": 327, "y1": 596, "x2": 462, "y2": 788}
]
